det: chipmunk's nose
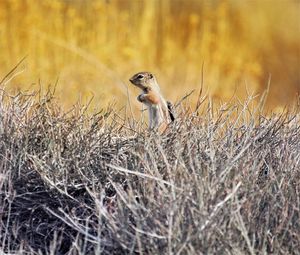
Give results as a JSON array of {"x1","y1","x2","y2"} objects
[{"x1": 129, "y1": 77, "x2": 134, "y2": 84}]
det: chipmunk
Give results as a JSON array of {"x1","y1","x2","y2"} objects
[{"x1": 129, "y1": 72, "x2": 175, "y2": 131}]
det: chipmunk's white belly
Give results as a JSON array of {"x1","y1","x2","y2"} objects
[{"x1": 148, "y1": 104, "x2": 165, "y2": 129}]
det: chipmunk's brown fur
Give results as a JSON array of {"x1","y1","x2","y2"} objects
[{"x1": 129, "y1": 72, "x2": 175, "y2": 131}]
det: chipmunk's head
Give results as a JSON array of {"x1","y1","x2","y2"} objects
[{"x1": 129, "y1": 72, "x2": 156, "y2": 91}]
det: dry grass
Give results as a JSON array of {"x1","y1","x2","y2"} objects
[{"x1": 0, "y1": 77, "x2": 299, "y2": 254}]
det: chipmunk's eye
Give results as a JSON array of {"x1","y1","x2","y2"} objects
[{"x1": 137, "y1": 74, "x2": 144, "y2": 79}]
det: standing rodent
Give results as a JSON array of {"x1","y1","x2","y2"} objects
[{"x1": 129, "y1": 72, "x2": 175, "y2": 131}]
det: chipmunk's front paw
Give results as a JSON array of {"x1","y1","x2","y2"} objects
[{"x1": 137, "y1": 94, "x2": 145, "y2": 103}]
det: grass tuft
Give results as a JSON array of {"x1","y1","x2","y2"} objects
[{"x1": 0, "y1": 86, "x2": 299, "y2": 254}]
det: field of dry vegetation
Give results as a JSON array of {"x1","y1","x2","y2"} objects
[
  {"x1": 0, "y1": 0, "x2": 300, "y2": 254},
  {"x1": 0, "y1": 78, "x2": 300, "y2": 254},
  {"x1": 0, "y1": 0, "x2": 299, "y2": 109}
]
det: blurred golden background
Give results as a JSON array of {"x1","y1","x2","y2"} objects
[{"x1": 0, "y1": 0, "x2": 299, "y2": 111}]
